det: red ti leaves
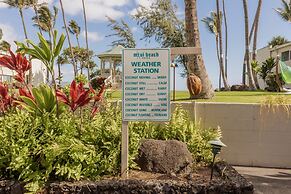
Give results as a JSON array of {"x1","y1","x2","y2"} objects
[
  {"x1": 0, "y1": 82, "x2": 13, "y2": 113},
  {"x1": 0, "y1": 49, "x2": 31, "y2": 83},
  {"x1": 56, "y1": 80, "x2": 91, "y2": 112}
]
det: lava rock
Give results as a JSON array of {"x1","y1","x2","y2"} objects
[
  {"x1": 136, "y1": 139, "x2": 193, "y2": 174},
  {"x1": 231, "y1": 85, "x2": 250, "y2": 91}
]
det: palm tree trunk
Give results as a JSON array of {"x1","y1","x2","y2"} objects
[
  {"x1": 252, "y1": 0, "x2": 262, "y2": 89},
  {"x1": 59, "y1": 0, "x2": 77, "y2": 78},
  {"x1": 185, "y1": 0, "x2": 214, "y2": 99},
  {"x1": 215, "y1": 36, "x2": 221, "y2": 90},
  {"x1": 216, "y1": 0, "x2": 229, "y2": 90},
  {"x1": 19, "y1": 8, "x2": 33, "y2": 84},
  {"x1": 243, "y1": 0, "x2": 256, "y2": 90},
  {"x1": 76, "y1": 35, "x2": 83, "y2": 74},
  {"x1": 222, "y1": 0, "x2": 228, "y2": 79},
  {"x1": 82, "y1": 0, "x2": 90, "y2": 80}
]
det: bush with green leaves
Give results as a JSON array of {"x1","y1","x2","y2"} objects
[{"x1": 0, "y1": 103, "x2": 221, "y2": 193}]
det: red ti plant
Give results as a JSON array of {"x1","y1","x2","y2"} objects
[
  {"x1": 90, "y1": 78, "x2": 106, "y2": 117},
  {"x1": 0, "y1": 49, "x2": 31, "y2": 84},
  {"x1": 56, "y1": 80, "x2": 91, "y2": 112},
  {"x1": 0, "y1": 82, "x2": 14, "y2": 114}
]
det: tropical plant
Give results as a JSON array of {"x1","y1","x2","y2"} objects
[
  {"x1": 268, "y1": 36, "x2": 289, "y2": 47},
  {"x1": 68, "y1": 20, "x2": 81, "y2": 47},
  {"x1": 0, "y1": 104, "x2": 221, "y2": 193},
  {"x1": 132, "y1": 0, "x2": 187, "y2": 69},
  {"x1": 0, "y1": 49, "x2": 31, "y2": 84},
  {"x1": 106, "y1": 17, "x2": 136, "y2": 48},
  {"x1": 59, "y1": 0, "x2": 77, "y2": 77},
  {"x1": 242, "y1": 0, "x2": 256, "y2": 90},
  {"x1": 202, "y1": 11, "x2": 229, "y2": 90},
  {"x1": 3, "y1": 0, "x2": 32, "y2": 81},
  {"x1": 32, "y1": 5, "x2": 58, "y2": 37},
  {"x1": 56, "y1": 55, "x2": 67, "y2": 85},
  {"x1": 56, "y1": 80, "x2": 91, "y2": 112},
  {"x1": 32, "y1": 5, "x2": 58, "y2": 82},
  {"x1": 0, "y1": 82, "x2": 14, "y2": 114},
  {"x1": 18, "y1": 85, "x2": 63, "y2": 116},
  {"x1": 184, "y1": 0, "x2": 214, "y2": 98},
  {"x1": 275, "y1": 0, "x2": 291, "y2": 22}
]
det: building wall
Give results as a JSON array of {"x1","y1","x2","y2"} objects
[
  {"x1": 0, "y1": 58, "x2": 46, "y2": 85},
  {"x1": 195, "y1": 102, "x2": 291, "y2": 169},
  {"x1": 256, "y1": 44, "x2": 291, "y2": 88}
]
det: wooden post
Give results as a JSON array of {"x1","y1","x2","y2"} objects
[{"x1": 121, "y1": 121, "x2": 129, "y2": 178}]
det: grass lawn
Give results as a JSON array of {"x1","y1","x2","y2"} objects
[{"x1": 107, "y1": 90, "x2": 291, "y2": 104}]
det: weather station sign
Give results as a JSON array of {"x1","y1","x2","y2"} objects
[{"x1": 122, "y1": 49, "x2": 171, "y2": 121}]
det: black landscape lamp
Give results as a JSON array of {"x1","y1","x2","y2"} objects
[{"x1": 208, "y1": 138, "x2": 226, "y2": 180}]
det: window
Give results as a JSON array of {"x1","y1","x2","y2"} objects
[{"x1": 281, "y1": 51, "x2": 290, "y2": 62}]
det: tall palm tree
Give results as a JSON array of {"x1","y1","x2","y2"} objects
[
  {"x1": 82, "y1": 0, "x2": 90, "y2": 80},
  {"x1": 242, "y1": 0, "x2": 256, "y2": 90},
  {"x1": 32, "y1": 5, "x2": 58, "y2": 82},
  {"x1": 216, "y1": 0, "x2": 229, "y2": 90},
  {"x1": 222, "y1": 0, "x2": 228, "y2": 79},
  {"x1": 185, "y1": 0, "x2": 214, "y2": 99},
  {"x1": 56, "y1": 56, "x2": 67, "y2": 86},
  {"x1": 3, "y1": 0, "x2": 32, "y2": 81},
  {"x1": 252, "y1": 0, "x2": 262, "y2": 89},
  {"x1": 68, "y1": 20, "x2": 81, "y2": 47},
  {"x1": 28, "y1": 0, "x2": 46, "y2": 36},
  {"x1": 268, "y1": 36, "x2": 289, "y2": 47},
  {"x1": 59, "y1": 0, "x2": 77, "y2": 78},
  {"x1": 202, "y1": 12, "x2": 222, "y2": 89}
]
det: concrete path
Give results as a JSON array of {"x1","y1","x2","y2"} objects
[{"x1": 234, "y1": 166, "x2": 291, "y2": 194}]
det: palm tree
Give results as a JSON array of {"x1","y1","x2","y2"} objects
[
  {"x1": 216, "y1": 0, "x2": 229, "y2": 90},
  {"x1": 68, "y1": 20, "x2": 81, "y2": 47},
  {"x1": 81, "y1": 0, "x2": 90, "y2": 80},
  {"x1": 0, "y1": 29, "x2": 10, "y2": 53},
  {"x1": 252, "y1": 0, "x2": 263, "y2": 89},
  {"x1": 59, "y1": 0, "x2": 77, "y2": 78},
  {"x1": 242, "y1": 0, "x2": 256, "y2": 90},
  {"x1": 268, "y1": 36, "x2": 289, "y2": 47},
  {"x1": 28, "y1": 0, "x2": 46, "y2": 36},
  {"x1": 32, "y1": 5, "x2": 58, "y2": 82},
  {"x1": 3, "y1": 0, "x2": 32, "y2": 81},
  {"x1": 275, "y1": 0, "x2": 291, "y2": 22},
  {"x1": 185, "y1": 0, "x2": 214, "y2": 99},
  {"x1": 201, "y1": 12, "x2": 222, "y2": 89},
  {"x1": 222, "y1": 0, "x2": 228, "y2": 79},
  {"x1": 56, "y1": 56, "x2": 67, "y2": 86}
]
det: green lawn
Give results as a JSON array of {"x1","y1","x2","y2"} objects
[{"x1": 107, "y1": 90, "x2": 291, "y2": 104}]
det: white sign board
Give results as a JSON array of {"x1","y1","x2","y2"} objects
[{"x1": 122, "y1": 49, "x2": 171, "y2": 121}]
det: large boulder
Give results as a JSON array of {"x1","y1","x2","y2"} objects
[{"x1": 136, "y1": 139, "x2": 193, "y2": 174}]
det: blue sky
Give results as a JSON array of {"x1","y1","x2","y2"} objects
[{"x1": 0, "y1": 0, "x2": 290, "y2": 90}]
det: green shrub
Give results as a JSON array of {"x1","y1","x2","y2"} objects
[{"x1": 0, "y1": 103, "x2": 221, "y2": 193}]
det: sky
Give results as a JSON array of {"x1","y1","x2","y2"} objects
[{"x1": 0, "y1": 0, "x2": 290, "y2": 90}]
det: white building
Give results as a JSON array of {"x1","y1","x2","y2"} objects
[
  {"x1": 0, "y1": 52, "x2": 46, "y2": 85},
  {"x1": 256, "y1": 42, "x2": 291, "y2": 89}
]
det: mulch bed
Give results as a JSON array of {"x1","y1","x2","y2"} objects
[{"x1": 0, "y1": 161, "x2": 253, "y2": 194}]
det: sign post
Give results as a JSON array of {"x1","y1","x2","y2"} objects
[{"x1": 121, "y1": 49, "x2": 171, "y2": 177}]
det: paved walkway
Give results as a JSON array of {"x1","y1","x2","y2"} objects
[{"x1": 234, "y1": 166, "x2": 291, "y2": 194}]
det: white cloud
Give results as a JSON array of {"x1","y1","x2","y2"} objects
[
  {"x1": 0, "y1": 2, "x2": 8, "y2": 8},
  {"x1": 39, "y1": 0, "x2": 54, "y2": 5},
  {"x1": 0, "y1": 23, "x2": 19, "y2": 50},
  {"x1": 131, "y1": 27, "x2": 138, "y2": 33},
  {"x1": 59, "y1": 0, "x2": 129, "y2": 21},
  {"x1": 130, "y1": 0, "x2": 156, "y2": 16},
  {"x1": 82, "y1": 31, "x2": 103, "y2": 42}
]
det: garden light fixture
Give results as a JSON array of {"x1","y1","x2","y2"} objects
[{"x1": 208, "y1": 138, "x2": 226, "y2": 180}]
